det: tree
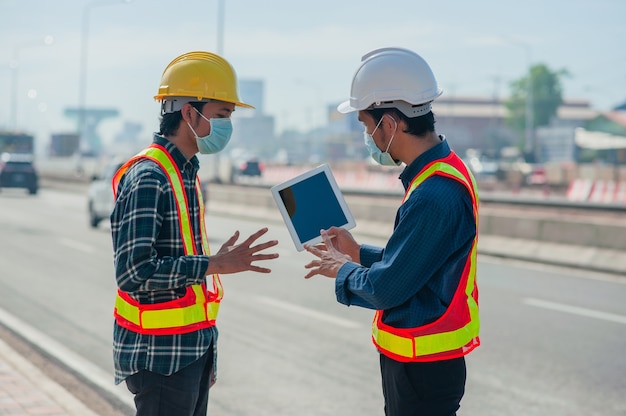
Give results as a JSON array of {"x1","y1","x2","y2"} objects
[{"x1": 504, "y1": 64, "x2": 569, "y2": 159}]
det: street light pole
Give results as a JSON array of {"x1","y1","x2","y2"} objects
[
  {"x1": 9, "y1": 36, "x2": 53, "y2": 130},
  {"x1": 522, "y1": 47, "x2": 534, "y2": 161},
  {"x1": 503, "y1": 38, "x2": 534, "y2": 160},
  {"x1": 217, "y1": 0, "x2": 225, "y2": 55},
  {"x1": 78, "y1": 0, "x2": 132, "y2": 153}
]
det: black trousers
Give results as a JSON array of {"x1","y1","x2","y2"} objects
[
  {"x1": 125, "y1": 346, "x2": 214, "y2": 416},
  {"x1": 380, "y1": 354, "x2": 466, "y2": 416}
]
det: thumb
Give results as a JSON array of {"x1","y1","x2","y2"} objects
[{"x1": 223, "y1": 230, "x2": 240, "y2": 247}]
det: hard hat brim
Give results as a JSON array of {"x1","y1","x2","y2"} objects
[
  {"x1": 337, "y1": 100, "x2": 359, "y2": 114},
  {"x1": 158, "y1": 96, "x2": 255, "y2": 115}
]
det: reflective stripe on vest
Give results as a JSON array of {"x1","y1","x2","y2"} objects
[
  {"x1": 112, "y1": 144, "x2": 223, "y2": 335},
  {"x1": 372, "y1": 151, "x2": 480, "y2": 362}
]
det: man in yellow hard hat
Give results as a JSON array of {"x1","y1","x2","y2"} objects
[
  {"x1": 304, "y1": 47, "x2": 480, "y2": 416},
  {"x1": 110, "y1": 51, "x2": 279, "y2": 415}
]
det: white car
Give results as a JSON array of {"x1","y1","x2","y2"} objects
[{"x1": 87, "y1": 159, "x2": 124, "y2": 228}]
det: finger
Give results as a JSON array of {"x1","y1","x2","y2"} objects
[
  {"x1": 304, "y1": 244, "x2": 322, "y2": 257},
  {"x1": 320, "y1": 230, "x2": 336, "y2": 250},
  {"x1": 248, "y1": 266, "x2": 272, "y2": 273},
  {"x1": 250, "y1": 240, "x2": 279, "y2": 253},
  {"x1": 251, "y1": 253, "x2": 280, "y2": 262},
  {"x1": 241, "y1": 227, "x2": 270, "y2": 246},
  {"x1": 313, "y1": 242, "x2": 327, "y2": 251},
  {"x1": 304, "y1": 260, "x2": 320, "y2": 269},
  {"x1": 224, "y1": 230, "x2": 240, "y2": 245},
  {"x1": 304, "y1": 269, "x2": 318, "y2": 279}
]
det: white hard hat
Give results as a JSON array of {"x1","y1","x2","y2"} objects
[{"x1": 337, "y1": 47, "x2": 443, "y2": 117}]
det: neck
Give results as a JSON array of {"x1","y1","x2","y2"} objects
[
  {"x1": 165, "y1": 128, "x2": 198, "y2": 160},
  {"x1": 399, "y1": 132, "x2": 441, "y2": 166}
]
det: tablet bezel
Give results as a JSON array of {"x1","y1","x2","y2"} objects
[{"x1": 270, "y1": 164, "x2": 356, "y2": 251}]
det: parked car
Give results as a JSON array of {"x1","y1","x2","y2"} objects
[
  {"x1": 0, "y1": 152, "x2": 38, "y2": 194},
  {"x1": 235, "y1": 157, "x2": 263, "y2": 178},
  {"x1": 88, "y1": 158, "x2": 124, "y2": 228}
]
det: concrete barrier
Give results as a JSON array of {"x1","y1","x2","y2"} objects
[
  {"x1": 207, "y1": 184, "x2": 626, "y2": 252},
  {"x1": 35, "y1": 159, "x2": 626, "y2": 252},
  {"x1": 479, "y1": 209, "x2": 626, "y2": 251}
]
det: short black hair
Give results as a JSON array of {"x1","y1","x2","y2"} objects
[
  {"x1": 366, "y1": 107, "x2": 436, "y2": 137},
  {"x1": 159, "y1": 101, "x2": 206, "y2": 136}
]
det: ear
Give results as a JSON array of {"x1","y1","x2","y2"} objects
[
  {"x1": 181, "y1": 103, "x2": 195, "y2": 123},
  {"x1": 383, "y1": 114, "x2": 398, "y2": 131}
]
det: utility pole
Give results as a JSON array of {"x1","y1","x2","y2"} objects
[{"x1": 217, "y1": 0, "x2": 225, "y2": 55}]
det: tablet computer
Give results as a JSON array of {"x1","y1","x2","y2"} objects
[{"x1": 271, "y1": 164, "x2": 356, "y2": 251}]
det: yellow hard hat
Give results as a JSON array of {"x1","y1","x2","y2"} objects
[{"x1": 155, "y1": 51, "x2": 254, "y2": 113}]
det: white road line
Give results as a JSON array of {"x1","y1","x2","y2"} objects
[
  {"x1": 523, "y1": 297, "x2": 626, "y2": 325},
  {"x1": 255, "y1": 295, "x2": 362, "y2": 329},
  {"x1": 58, "y1": 237, "x2": 95, "y2": 254}
]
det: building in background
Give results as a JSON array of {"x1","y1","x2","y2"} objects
[
  {"x1": 326, "y1": 96, "x2": 599, "y2": 163},
  {"x1": 48, "y1": 133, "x2": 79, "y2": 157},
  {"x1": 229, "y1": 79, "x2": 276, "y2": 157}
]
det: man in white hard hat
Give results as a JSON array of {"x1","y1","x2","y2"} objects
[
  {"x1": 304, "y1": 47, "x2": 480, "y2": 416},
  {"x1": 111, "y1": 51, "x2": 279, "y2": 415}
]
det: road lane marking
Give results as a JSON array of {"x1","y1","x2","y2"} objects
[
  {"x1": 523, "y1": 297, "x2": 626, "y2": 325},
  {"x1": 255, "y1": 295, "x2": 362, "y2": 329},
  {"x1": 58, "y1": 238, "x2": 95, "y2": 254}
]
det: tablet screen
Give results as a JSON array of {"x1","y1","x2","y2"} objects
[{"x1": 271, "y1": 164, "x2": 356, "y2": 251}]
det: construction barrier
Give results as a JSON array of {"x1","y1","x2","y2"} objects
[{"x1": 567, "y1": 179, "x2": 626, "y2": 204}]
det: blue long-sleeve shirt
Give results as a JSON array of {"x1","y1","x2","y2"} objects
[{"x1": 335, "y1": 138, "x2": 477, "y2": 329}]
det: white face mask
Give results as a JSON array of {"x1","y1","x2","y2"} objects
[{"x1": 364, "y1": 115, "x2": 401, "y2": 166}]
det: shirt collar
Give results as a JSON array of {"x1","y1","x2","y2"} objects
[
  {"x1": 399, "y1": 135, "x2": 450, "y2": 190},
  {"x1": 153, "y1": 134, "x2": 200, "y2": 173}
]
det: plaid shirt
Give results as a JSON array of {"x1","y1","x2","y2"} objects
[{"x1": 111, "y1": 134, "x2": 216, "y2": 385}]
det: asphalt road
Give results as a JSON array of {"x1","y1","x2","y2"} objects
[{"x1": 0, "y1": 187, "x2": 625, "y2": 416}]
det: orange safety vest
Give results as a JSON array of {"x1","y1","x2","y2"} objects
[
  {"x1": 372, "y1": 151, "x2": 480, "y2": 362},
  {"x1": 111, "y1": 144, "x2": 223, "y2": 335}
]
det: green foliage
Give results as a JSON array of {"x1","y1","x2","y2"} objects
[{"x1": 504, "y1": 64, "x2": 568, "y2": 133}]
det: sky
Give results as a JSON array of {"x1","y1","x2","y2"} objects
[{"x1": 1, "y1": 0, "x2": 625, "y2": 153}]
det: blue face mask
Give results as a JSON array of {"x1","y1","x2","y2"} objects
[
  {"x1": 364, "y1": 116, "x2": 401, "y2": 166},
  {"x1": 187, "y1": 108, "x2": 233, "y2": 154}
]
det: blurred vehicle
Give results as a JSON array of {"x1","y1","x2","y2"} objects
[
  {"x1": 526, "y1": 164, "x2": 547, "y2": 186},
  {"x1": 88, "y1": 158, "x2": 124, "y2": 228},
  {"x1": 463, "y1": 149, "x2": 498, "y2": 180},
  {"x1": 230, "y1": 157, "x2": 264, "y2": 183},
  {"x1": 0, "y1": 131, "x2": 34, "y2": 154},
  {"x1": 0, "y1": 152, "x2": 38, "y2": 194},
  {"x1": 237, "y1": 157, "x2": 263, "y2": 177},
  {"x1": 465, "y1": 155, "x2": 498, "y2": 178},
  {"x1": 88, "y1": 156, "x2": 209, "y2": 227}
]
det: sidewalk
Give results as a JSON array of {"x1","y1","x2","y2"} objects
[{"x1": 0, "y1": 336, "x2": 99, "y2": 416}]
